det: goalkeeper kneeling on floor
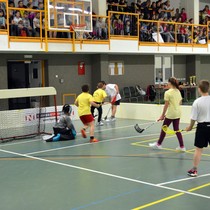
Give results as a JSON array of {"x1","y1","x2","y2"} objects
[{"x1": 43, "y1": 104, "x2": 76, "y2": 142}]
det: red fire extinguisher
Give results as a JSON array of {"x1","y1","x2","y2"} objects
[{"x1": 78, "y1": 61, "x2": 85, "y2": 75}]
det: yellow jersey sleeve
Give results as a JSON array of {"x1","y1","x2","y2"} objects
[
  {"x1": 164, "y1": 91, "x2": 170, "y2": 101},
  {"x1": 89, "y1": 95, "x2": 94, "y2": 102},
  {"x1": 103, "y1": 90, "x2": 107, "y2": 99}
]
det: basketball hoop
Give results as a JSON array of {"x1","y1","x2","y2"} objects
[{"x1": 70, "y1": 24, "x2": 86, "y2": 39}]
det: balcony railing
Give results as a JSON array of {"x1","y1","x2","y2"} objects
[
  {"x1": 139, "y1": 20, "x2": 208, "y2": 47},
  {"x1": 0, "y1": 3, "x2": 209, "y2": 51}
]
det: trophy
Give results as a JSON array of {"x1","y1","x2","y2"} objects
[
  {"x1": 190, "y1": 76, "x2": 193, "y2": 86},
  {"x1": 192, "y1": 76, "x2": 196, "y2": 86}
]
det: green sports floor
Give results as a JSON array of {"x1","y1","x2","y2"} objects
[{"x1": 0, "y1": 119, "x2": 210, "y2": 210}]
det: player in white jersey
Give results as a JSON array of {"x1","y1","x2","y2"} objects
[
  {"x1": 186, "y1": 80, "x2": 210, "y2": 177},
  {"x1": 101, "y1": 81, "x2": 121, "y2": 121}
]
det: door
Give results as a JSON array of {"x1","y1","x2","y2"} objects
[{"x1": 7, "y1": 61, "x2": 30, "y2": 110}]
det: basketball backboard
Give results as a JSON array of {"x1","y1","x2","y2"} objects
[{"x1": 47, "y1": 0, "x2": 92, "y2": 32}]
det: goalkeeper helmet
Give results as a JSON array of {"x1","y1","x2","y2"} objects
[{"x1": 62, "y1": 104, "x2": 72, "y2": 114}]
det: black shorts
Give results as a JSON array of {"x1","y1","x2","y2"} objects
[
  {"x1": 194, "y1": 123, "x2": 210, "y2": 148},
  {"x1": 113, "y1": 99, "x2": 121, "y2": 106}
]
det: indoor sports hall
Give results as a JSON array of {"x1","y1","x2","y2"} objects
[{"x1": 0, "y1": 0, "x2": 210, "y2": 210}]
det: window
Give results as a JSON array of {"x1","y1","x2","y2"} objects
[
  {"x1": 155, "y1": 55, "x2": 173, "y2": 84},
  {"x1": 108, "y1": 61, "x2": 124, "y2": 76}
]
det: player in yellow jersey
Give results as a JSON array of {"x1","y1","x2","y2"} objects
[
  {"x1": 149, "y1": 77, "x2": 186, "y2": 151},
  {"x1": 75, "y1": 85, "x2": 101, "y2": 143},
  {"x1": 91, "y1": 82, "x2": 107, "y2": 126}
]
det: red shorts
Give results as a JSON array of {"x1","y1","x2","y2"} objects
[{"x1": 80, "y1": 114, "x2": 94, "y2": 125}]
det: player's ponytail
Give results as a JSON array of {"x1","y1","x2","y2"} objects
[{"x1": 168, "y1": 77, "x2": 179, "y2": 90}]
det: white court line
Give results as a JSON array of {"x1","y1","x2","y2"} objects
[
  {"x1": 0, "y1": 122, "x2": 152, "y2": 148},
  {"x1": 26, "y1": 133, "x2": 160, "y2": 155},
  {"x1": 0, "y1": 139, "x2": 41, "y2": 148},
  {"x1": 157, "y1": 173, "x2": 210, "y2": 186},
  {"x1": 0, "y1": 148, "x2": 210, "y2": 200}
]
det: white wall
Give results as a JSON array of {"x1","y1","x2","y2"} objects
[
  {"x1": 168, "y1": 0, "x2": 181, "y2": 10},
  {"x1": 116, "y1": 103, "x2": 192, "y2": 124},
  {"x1": 72, "y1": 102, "x2": 192, "y2": 124}
]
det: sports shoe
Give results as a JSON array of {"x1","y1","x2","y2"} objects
[
  {"x1": 187, "y1": 169, "x2": 198, "y2": 177},
  {"x1": 149, "y1": 142, "x2": 162, "y2": 149},
  {"x1": 81, "y1": 129, "x2": 87, "y2": 138},
  {"x1": 110, "y1": 117, "x2": 116, "y2": 122},
  {"x1": 104, "y1": 118, "x2": 110, "y2": 122},
  {"x1": 90, "y1": 138, "x2": 99, "y2": 143},
  {"x1": 42, "y1": 134, "x2": 54, "y2": 141},
  {"x1": 176, "y1": 146, "x2": 186, "y2": 152},
  {"x1": 52, "y1": 134, "x2": 61, "y2": 142},
  {"x1": 96, "y1": 121, "x2": 104, "y2": 126},
  {"x1": 93, "y1": 114, "x2": 98, "y2": 119}
]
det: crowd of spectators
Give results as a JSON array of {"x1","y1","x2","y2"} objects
[
  {"x1": 0, "y1": 0, "x2": 209, "y2": 43},
  {"x1": 107, "y1": 0, "x2": 208, "y2": 44},
  {"x1": 8, "y1": 0, "x2": 45, "y2": 37}
]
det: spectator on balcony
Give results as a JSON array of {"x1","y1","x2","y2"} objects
[
  {"x1": 202, "y1": 30, "x2": 207, "y2": 43},
  {"x1": 114, "y1": 18, "x2": 124, "y2": 35},
  {"x1": 104, "y1": 19, "x2": 108, "y2": 39},
  {"x1": 122, "y1": 14, "x2": 130, "y2": 24},
  {"x1": 37, "y1": 2, "x2": 44, "y2": 10},
  {"x1": 164, "y1": 1, "x2": 173, "y2": 19},
  {"x1": 27, "y1": 3, "x2": 36, "y2": 27},
  {"x1": 8, "y1": 1, "x2": 16, "y2": 21},
  {"x1": 143, "y1": 0, "x2": 151, "y2": 19},
  {"x1": 34, "y1": 0, "x2": 41, "y2": 8},
  {"x1": 203, "y1": 15, "x2": 210, "y2": 25},
  {"x1": 178, "y1": 24, "x2": 189, "y2": 43},
  {"x1": 156, "y1": 0, "x2": 163, "y2": 4},
  {"x1": 119, "y1": 0, "x2": 127, "y2": 12},
  {"x1": 96, "y1": 17, "x2": 103, "y2": 39},
  {"x1": 24, "y1": 0, "x2": 34, "y2": 8},
  {"x1": 180, "y1": 8, "x2": 187, "y2": 22},
  {"x1": 174, "y1": 8, "x2": 180, "y2": 20},
  {"x1": 124, "y1": 20, "x2": 131, "y2": 35},
  {"x1": 176, "y1": 16, "x2": 182, "y2": 23},
  {"x1": 141, "y1": 0, "x2": 151, "y2": 9},
  {"x1": 33, "y1": 12, "x2": 41, "y2": 36},
  {"x1": 160, "y1": 22, "x2": 174, "y2": 42},
  {"x1": 95, "y1": 17, "x2": 108, "y2": 39},
  {"x1": 196, "y1": 29, "x2": 207, "y2": 44},
  {"x1": 110, "y1": 18, "x2": 115, "y2": 34},
  {"x1": 189, "y1": 18, "x2": 194, "y2": 24},
  {"x1": 11, "y1": 11, "x2": 22, "y2": 36},
  {"x1": 9, "y1": 1, "x2": 15, "y2": 8},
  {"x1": 0, "y1": 9, "x2": 5, "y2": 29},
  {"x1": 156, "y1": 1, "x2": 161, "y2": 13},
  {"x1": 0, "y1": 2, "x2": 6, "y2": 15},
  {"x1": 140, "y1": 21, "x2": 150, "y2": 41},
  {"x1": 22, "y1": 11, "x2": 34, "y2": 36},
  {"x1": 107, "y1": 0, "x2": 119, "y2": 12},
  {"x1": 169, "y1": 24, "x2": 175, "y2": 39},
  {"x1": 136, "y1": 0, "x2": 142, "y2": 11},
  {"x1": 18, "y1": 19, "x2": 28, "y2": 36},
  {"x1": 151, "y1": 2, "x2": 157, "y2": 16},
  {"x1": 18, "y1": 0, "x2": 27, "y2": 17},
  {"x1": 158, "y1": 3, "x2": 166, "y2": 19},
  {"x1": 203, "y1": 5, "x2": 210, "y2": 16}
]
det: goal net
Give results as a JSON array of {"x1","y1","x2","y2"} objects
[{"x1": 0, "y1": 87, "x2": 57, "y2": 142}]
